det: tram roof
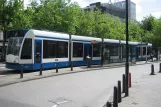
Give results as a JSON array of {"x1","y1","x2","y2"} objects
[
  {"x1": 28, "y1": 30, "x2": 152, "y2": 46},
  {"x1": 72, "y1": 35, "x2": 102, "y2": 42},
  {"x1": 30, "y1": 29, "x2": 69, "y2": 40}
]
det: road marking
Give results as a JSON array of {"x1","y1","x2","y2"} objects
[
  {"x1": 52, "y1": 104, "x2": 58, "y2": 107},
  {"x1": 57, "y1": 100, "x2": 68, "y2": 104}
]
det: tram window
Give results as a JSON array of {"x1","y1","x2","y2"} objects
[
  {"x1": 18, "y1": 30, "x2": 25, "y2": 37},
  {"x1": 122, "y1": 45, "x2": 126, "y2": 57},
  {"x1": 130, "y1": 47, "x2": 135, "y2": 55},
  {"x1": 147, "y1": 48, "x2": 151, "y2": 55},
  {"x1": 109, "y1": 45, "x2": 119, "y2": 56},
  {"x1": 138, "y1": 47, "x2": 141, "y2": 56},
  {"x1": 21, "y1": 38, "x2": 32, "y2": 59},
  {"x1": 143, "y1": 47, "x2": 146, "y2": 55},
  {"x1": 93, "y1": 44, "x2": 101, "y2": 57},
  {"x1": 43, "y1": 40, "x2": 56, "y2": 58},
  {"x1": 57, "y1": 41, "x2": 68, "y2": 58},
  {"x1": 73, "y1": 42, "x2": 83, "y2": 57},
  {"x1": 43, "y1": 40, "x2": 68, "y2": 58}
]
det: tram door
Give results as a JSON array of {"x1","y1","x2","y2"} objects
[
  {"x1": 34, "y1": 40, "x2": 42, "y2": 69},
  {"x1": 84, "y1": 44, "x2": 92, "y2": 60}
]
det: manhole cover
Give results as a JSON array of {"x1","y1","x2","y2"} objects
[{"x1": 49, "y1": 97, "x2": 72, "y2": 105}]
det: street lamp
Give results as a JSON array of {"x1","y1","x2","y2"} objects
[
  {"x1": 0, "y1": 0, "x2": 6, "y2": 61},
  {"x1": 125, "y1": 0, "x2": 129, "y2": 97}
]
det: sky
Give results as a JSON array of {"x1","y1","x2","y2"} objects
[{"x1": 24, "y1": 0, "x2": 161, "y2": 21}]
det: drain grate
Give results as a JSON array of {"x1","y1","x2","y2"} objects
[{"x1": 49, "y1": 97, "x2": 72, "y2": 105}]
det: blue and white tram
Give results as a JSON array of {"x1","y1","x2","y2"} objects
[
  {"x1": 6, "y1": 29, "x2": 102, "y2": 70},
  {"x1": 5, "y1": 29, "x2": 152, "y2": 70}
]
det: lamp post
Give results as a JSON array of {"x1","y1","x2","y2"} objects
[
  {"x1": 0, "y1": 0, "x2": 5, "y2": 62},
  {"x1": 146, "y1": 39, "x2": 148, "y2": 63},
  {"x1": 125, "y1": 0, "x2": 129, "y2": 97}
]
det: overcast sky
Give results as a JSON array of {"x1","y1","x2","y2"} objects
[{"x1": 24, "y1": 0, "x2": 161, "y2": 21}]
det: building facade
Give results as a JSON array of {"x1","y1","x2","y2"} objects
[
  {"x1": 115, "y1": 0, "x2": 136, "y2": 20},
  {"x1": 84, "y1": 0, "x2": 136, "y2": 21}
]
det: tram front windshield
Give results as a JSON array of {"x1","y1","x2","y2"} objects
[{"x1": 7, "y1": 37, "x2": 23, "y2": 56}]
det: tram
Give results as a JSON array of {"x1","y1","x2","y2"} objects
[{"x1": 5, "y1": 29, "x2": 152, "y2": 70}]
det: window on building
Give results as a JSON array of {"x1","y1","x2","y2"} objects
[
  {"x1": 73, "y1": 42, "x2": 83, "y2": 57},
  {"x1": 93, "y1": 44, "x2": 101, "y2": 57},
  {"x1": 21, "y1": 38, "x2": 32, "y2": 59}
]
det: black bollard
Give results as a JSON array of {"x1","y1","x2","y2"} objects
[
  {"x1": 159, "y1": 63, "x2": 161, "y2": 73},
  {"x1": 39, "y1": 64, "x2": 42, "y2": 75},
  {"x1": 106, "y1": 101, "x2": 112, "y2": 107},
  {"x1": 56, "y1": 63, "x2": 58, "y2": 73},
  {"x1": 113, "y1": 86, "x2": 118, "y2": 107},
  {"x1": 150, "y1": 64, "x2": 155, "y2": 75},
  {"x1": 122, "y1": 74, "x2": 125, "y2": 93},
  {"x1": 20, "y1": 65, "x2": 23, "y2": 78},
  {"x1": 71, "y1": 62, "x2": 73, "y2": 71},
  {"x1": 89, "y1": 58, "x2": 91, "y2": 68},
  {"x1": 87, "y1": 58, "x2": 90, "y2": 68},
  {"x1": 118, "y1": 81, "x2": 122, "y2": 103}
]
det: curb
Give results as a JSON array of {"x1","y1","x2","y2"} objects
[
  {"x1": 0, "y1": 65, "x2": 125, "y2": 87},
  {"x1": 0, "y1": 61, "x2": 159, "y2": 88}
]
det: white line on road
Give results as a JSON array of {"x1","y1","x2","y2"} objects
[
  {"x1": 52, "y1": 104, "x2": 58, "y2": 107},
  {"x1": 57, "y1": 100, "x2": 68, "y2": 104}
]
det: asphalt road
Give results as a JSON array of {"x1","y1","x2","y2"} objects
[{"x1": 0, "y1": 62, "x2": 159, "y2": 107}]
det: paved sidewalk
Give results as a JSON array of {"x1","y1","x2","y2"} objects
[
  {"x1": 0, "y1": 61, "x2": 158, "y2": 88},
  {"x1": 119, "y1": 72, "x2": 161, "y2": 107}
]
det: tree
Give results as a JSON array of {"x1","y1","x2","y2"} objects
[
  {"x1": 129, "y1": 21, "x2": 142, "y2": 41},
  {"x1": 152, "y1": 18, "x2": 161, "y2": 47},
  {"x1": 0, "y1": 0, "x2": 19, "y2": 61},
  {"x1": 10, "y1": 0, "x2": 33, "y2": 29},
  {"x1": 141, "y1": 15, "x2": 156, "y2": 32}
]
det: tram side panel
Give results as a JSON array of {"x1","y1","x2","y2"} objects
[{"x1": 40, "y1": 39, "x2": 69, "y2": 70}]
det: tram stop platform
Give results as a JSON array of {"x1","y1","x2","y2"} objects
[{"x1": 0, "y1": 60, "x2": 159, "y2": 88}]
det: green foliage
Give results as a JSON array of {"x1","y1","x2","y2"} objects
[
  {"x1": 152, "y1": 18, "x2": 161, "y2": 47},
  {"x1": 141, "y1": 15, "x2": 156, "y2": 32},
  {"x1": 0, "y1": 0, "x2": 161, "y2": 47},
  {"x1": 129, "y1": 21, "x2": 142, "y2": 41}
]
